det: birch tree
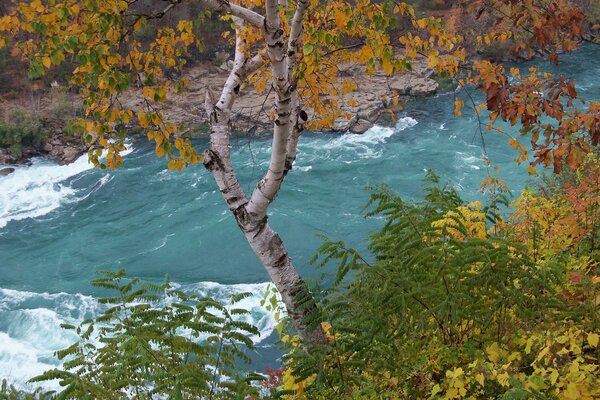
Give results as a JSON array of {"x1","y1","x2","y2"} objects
[{"x1": 0, "y1": 0, "x2": 418, "y2": 344}]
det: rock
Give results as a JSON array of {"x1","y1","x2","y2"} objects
[
  {"x1": 188, "y1": 69, "x2": 208, "y2": 80},
  {"x1": 332, "y1": 115, "x2": 356, "y2": 132},
  {"x1": 390, "y1": 75, "x2": 439, "y2": 97},
  {"x1": 219, "y1": 60, "x2": 235, "y2": 71},
  {"x1": 59, "y1": 147, "x2": 83, "y2": 164},
  {"x1": 213, "y1": 51, "x2": 230, "y2": 66},
  {"x1": 410, "y1": 78, "x2": 438, "y2": 97},
  {"x1": 43, "y1": 142, "x2": 53, "y2": 152},
  {"x1": 389, "y1": 78, "x2": 411, "y2": 95},
  {"x1": 0, "y1": 167, "x2": 15, "y2": 176},
  {"x1": 338, "y1": 63, "x2": 363, "y2": 77},
  {"x1": 359, "y1": 106, "x2": 383, "y2": 123},
  {"x1": 349, "y1": 118, "x2": 373, "y2": 134}
]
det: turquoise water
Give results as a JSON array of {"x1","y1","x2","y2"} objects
[{"x1": 0, "y1": 46, "x2": 598, "y2": 389}]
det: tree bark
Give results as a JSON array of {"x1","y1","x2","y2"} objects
[{"x1": 202, "y1": 13, "x2": 326, "y2": 346}]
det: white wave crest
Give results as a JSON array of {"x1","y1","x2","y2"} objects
[
  {"x1": 0, "y1": 145, "x2": 133, "y2": 230},
  {"x1": 0, "y1": 156, "x2": 94, "y2": 228},
  {"x1": 315, "y1": 117, "x2": 418, "y2": 160}
]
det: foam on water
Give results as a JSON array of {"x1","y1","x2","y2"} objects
[
  {"x1": 299, "y1": 117, "x2": 418, "y2": 162},
  {"x1": 0, "y1": 281, "x2": 276, "y2": 390},
  {"x1": 0, "y1": 156, "x2": 94, "y2": 228},
  {"x1": 325, "y1": 117, "x2": 417, "y2": 149},
  {"x1": 0, "y1": 146, "x2": 133, "y2": 229}
]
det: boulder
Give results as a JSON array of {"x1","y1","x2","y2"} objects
[
  {"x1": 59, "y1": 147, "x2": 83, "y2": 164},
  {"x1": 349, "y1": 118, "x2": 374, "y2": 134},
  {"x1": 410, "y1": 78, "x2": 438, "y2": 97},
  {"x1": 390, "y1": 74, "x2": 439, "y2": 97},
  {"x1": 358, "y1": 106, "x2": 383, "y2": 123},
  {"x1": 390, "y1": 78, "x2": 412, "y2": 95},
  {"x1": 0, "y1": 167, "x2": 15, "y2": 176}
]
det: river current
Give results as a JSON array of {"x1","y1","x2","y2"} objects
[{"x1": 0, "y1": 46, "x2": 598, "y2": 390}]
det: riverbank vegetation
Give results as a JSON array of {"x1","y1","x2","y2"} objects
[
  {"x1": 0, "y1": 108, "x2": 45, "y2": 158},
  {"x1": 282, "y1": 161, "x2": 598, "y2": 399}
]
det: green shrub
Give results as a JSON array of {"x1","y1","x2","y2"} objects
[
  {"x1": 31, "y1": 270, "x2": 265, "y2": 399},
  {"x1": 280, "y1": 172, "x2": 598, "y2": 399},
  {"x1": 0, "y1": 109, "x2": 45, "y2": 157},
  {"x1": 0, "y1": 380, "x2": 47, "y2": 400}
]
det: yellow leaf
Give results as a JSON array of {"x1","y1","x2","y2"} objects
[
  {"x1": 42, "y1": 56, "x2": 51, "y2": 68},
  {"x1": 475, "y1": 373, "x2": 485, "y2": 387},
  {"x1": 588, "y1": 333, "x2": 599, "y2": 347},
  {"x1": 496, "y1": 372, "x2": 510, "y2": 387},
  {"x1": 454, "y1": 98, "x2": 463, "y2": 117},
  {"x1": 564, "y1": 383, "x2": 580, "y2": 400},
  {"x1": 334, "y1": 9, "x2": 348, "y2": 30},
  {"x1": 486, "y1": 343, "x2": 501, "y2": 363},
  {"x1": 382, "y1": 58, "x2": 393, "y2": 75},
  {"x1": 509, "y1": 138, "x2": 520, "y2": 150},
  {"x1": 527, "y1": 166, "x2": 537, "y2": 175},
  {"x1": 138, "y1": 110, "x2": 149, "y2": 128},
  {"x1": 549, "y1": 368, "x2": 559, "y2": 384}
]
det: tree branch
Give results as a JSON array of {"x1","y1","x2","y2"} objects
[
  {"x1": 247, "y1": 0, "x2": 300, "y2": 218},
  {"x1": 197, "y1": 0, "x2": 266, "y2": 29},
  {"x1": 202, "y1": 19, "x2": 263, "y2": 214}
]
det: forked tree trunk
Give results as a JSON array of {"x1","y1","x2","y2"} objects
[
  {"x1": 200, "y1": 1, "x2": 326, "y2": 346},
  {"x1": 203, "y1": 111, "x2": 326, "y2": 346}
]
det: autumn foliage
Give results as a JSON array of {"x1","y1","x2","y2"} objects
[
  {"x1": 279, "y1": 167, "x2": 598, "y2": 399},
  {"x1": 1, "y1": 0, "x2": 597, "y2": 174}
]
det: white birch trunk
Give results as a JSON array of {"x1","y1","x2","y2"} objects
[{"x1": 201, "y1": 11, "x2": 326, "y2": 345}]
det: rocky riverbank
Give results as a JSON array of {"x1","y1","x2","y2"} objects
[
  {"x1": 119, "y1": 56, "x2": 439, "y2": 136},
  {"x1": 0, "y1": 57, "x2": 440, "y2": 172},
  {"x1": 0, "y1": 127, "x2": 89, "y2": 168}
]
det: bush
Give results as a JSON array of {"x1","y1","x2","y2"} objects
[
  {"x1": 0, "y1": 108, "x2": 45, "y2": 157},
  {"x1": 0, "y1": 380, "x2": 47, "y2": 400},
  {"x1": 280, "y1": 171, "x2": 599, "y2": 399},
  {"x1": 31, "y1": 270, "x2": 265, "y2": 399}
]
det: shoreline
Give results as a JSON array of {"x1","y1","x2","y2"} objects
[{"x1": 0, "y1": 57, "x2": 440, "y2": 171}]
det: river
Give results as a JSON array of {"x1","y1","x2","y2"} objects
[{"x1": 0, "y1": 45, "x2": 598, "y2": 390}]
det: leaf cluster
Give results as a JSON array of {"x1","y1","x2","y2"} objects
[
  {"x1": 282, "y1": 171, "x2": 597, "y2": 399},
  {"x1": 31, "y1": 269, "x2": 264, "y2": 400}
]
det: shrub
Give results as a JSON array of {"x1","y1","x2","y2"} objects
[
  {"x1": 31, "y1": 270, "x2": 265, "y2": 399},
  {"x1": 0, "y1": 108, "x2": 45, "y2": 157},
  {"x1": 279, "y1": 171, "x2": 598, "y2": 399}
]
